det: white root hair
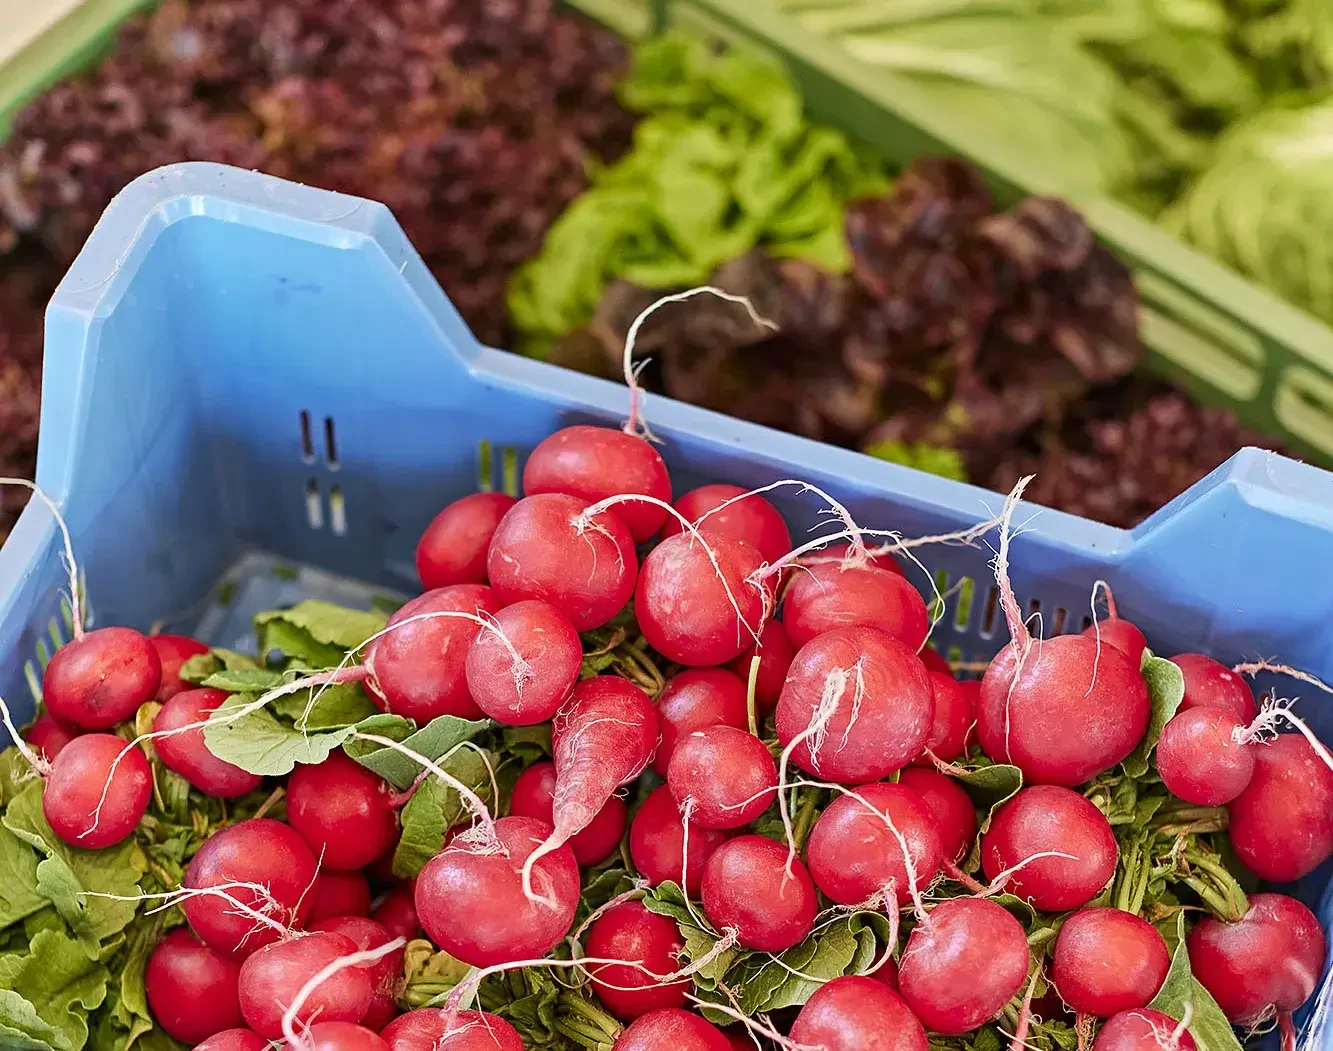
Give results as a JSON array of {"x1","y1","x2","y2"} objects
[
  {"x1": 281, "y1": 938, "x2": 406, "y2": 1051},
  {"x1": 690, "y1": 479, "x2": 868, "y2": 560},
  {"x1": 682, "y1": 994, "x2": 818, "y2": 1051},
  {"x1": 0, "y1": 690, "x2": 49, "y2": 777},
  {"x1": 1234, "y1": 697, "x2": 1333, "y2": 776},
  {"x1": 1234, "y1": 661, "x2": 1333, "y2": 697},
  {"x1": 990, "y1": 476, "x2": 1036, "y2": 764},
  {"x1": 0, "y1": 477, "x2": 83, "y2": 639},
  {"x1": 83, "y1": 883, "x2": 293, "y2": 945},
  {"x1": 775, "y1": 667, "x2": 848, "y2": 878}
]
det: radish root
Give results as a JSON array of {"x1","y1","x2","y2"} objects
[
  {"x1": 692, "y1": 479, "x2": 867, "y2": 561},
  {"x1": 0, "y1": 690, "x2": 50, "y2": 777},
  {"x1": 991, "y1": 476, "x2": 1037, "y2": 763},
  {"x1": 980, "y1": 851, "x2": 1078, "y2": 897},
  {"x1": 280, "y1": 937, "x2": 406, "y2": 1051},
  {"x1": 1234, "y1": 661, "x2": 1333, "y2": 697},
  {"x1": 1235, "y1": 696, "x2": 1333, "y2": 775},
  {"x1": 84, "y1": 883, "x2": 293, "y2": 947},
  {"x1": 776, "y1": 668, "x2": 848, "y2": 877},
  {"x1": 0, "y1": 477, "x2": 83, "y2": 639}
]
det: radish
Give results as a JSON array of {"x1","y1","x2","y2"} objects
[
  {"x1": 805, "y1": 782, "x2": 943, "y2": 907},
  {"x1": 867, "y1": 954, "x2": 899, "y2": 989},
  {"x1": 667, "y1": 726, "x2": 777, "y2": 830},
  {"x1": 238, "y1": 930, "x2": 373, "y2": 1038},
  {"x1": 911, "y1": 671, "x2": 976, "y2": 766},
  {"x1": 301, "y1": 1022, "x2": 390, "y2": 1051},
  {"x1": 508, "y1": 761, "x2": 628, "y2": 867},
  {"x1": 701, "y1": 835, "x2": 817, "y2": 952},
  {"x1": 781, "y1": 561, "x2": 929, "y2": 651},
  {"x1": 801, "y1": 541, "x2": 904, "y2": 576},
  {"x1": 154, "y1": 688, "x2": 264, "y2": 798},
  {"x1": 1051, "y1": 908, "x2": 1170, "y2": 1016},
  {"x1": 614, "y1": 1009, "x2": 731, "y2": 1051},
  {"x1": 149, "y1": 633, "x2": 210, "y2": 701},
  {"x1": 310, "y1": 871, "x2": 372, "y2": 922},
  {"x1": 919, "y1": 646, "x2": 952, "y2": 677},
  {"x1": 724, "y1": 620, "x2": 795, "y2": 714},
  {"x1": 898, "y1": 898, "x2": 1030, "y2": 1033},
  {"x1": 416, "y1": 492, "x2": 517, "y2": 589},
  {"x1": 790, "y1": 976, "x2": 928, "y2": 1051},
  {"x1": 464, "y1": 599, "x2": 581, "y2": 725},
  {"x1": 486, "y1": 493, "x2": 637, "y2": 631},
  {"x1": 653, "y1": 669, "x2": 749, "y2": 776},
  {"x1": 183, "y1": 818, "x2": 319, "y2": 955},
  {"x1": 1171, "y1": 653, "x2": 1257, "y2": 722},
  {"x1": 371, "y1": 884, "x2": 421, "y2": 943},
  {"x1": 1154, "y1": 707, "x2": 1254, "y2": 805},
  {"x1": 522, "y1": 424, "x2": 671, "y2": 543},
  {"x1": 634, "y1": 533, "x2": 768, "y2": 667},
  {"x1": 897, "y1": 768, "x2": 978, "y2": 863},
  {"x1": 194, "y1": 1031, "x2": 268, "y2": 1051},
  {"x1": 24, "y1": 713, "x2": 77, "y2": 761},
  {"x1": 1092, "y1": 1010, "x2": 1197, "y2": 1051},
  {"x1": 776, "y1": 627, "x2": 934, "y2": 784},
  {"x1": 981, "y1": 785, "x2": 1117, "y2": 911},
  {"x1": 414, "y1": 816, "x2": 579, "y2": 966},
  {"x1": 1081, "y1": 586, "x2": 1148, "y2": 664},
  {"x1": 585, "y1": 899, "x2": 689, "y2": 1020},
  {"x1": 145, "y1": 928, "x2": 245, "y2": 1043},
  {"x1": 628, "y1": 785, "x2": 729, "y2": 895},
  {"x1": 365, "y1": 585, "x2": 502, "y2": 722},
  {"x1": 660, "y1": 484, "x2": 791, "y2": 565},
  {"x1": 382, "y1": 1009, "x2": 524, "y2": 1051},
  {"x1": 1227, "y1": 732, "x2": 1333, "y2": 880},
  {"x1": 43, "y1": 626, "x2": 162, "y2": 730},
  {"x1": 42, "y1": 733, "x2": 151, "y2": 848},
  {"x1": 312, "y1": 916, "x2": 403, "y2": 1030},
  {"x1": 288, "y1": 751, "x2": 400, "y2": 872},
  {"x1": 1187, "y1": 893, "x2": 1326, "y2": 1024}
]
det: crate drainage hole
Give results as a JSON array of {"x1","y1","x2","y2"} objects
[
  {"x1": 299, "y1": 410, "x2": 314, "y2": 462},
  {"x1": 324, "y1": 416, "x2": 339, "y2": 469}
]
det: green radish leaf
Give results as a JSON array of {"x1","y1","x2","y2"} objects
[
  {"x1": 0, "y1": 927, "x2": 111, "y2": 1051},
  {"x1": 733, "y1": 912, "x2": 891, "y2": 1015},
  {"x1": 1, "y1": 746, "x2": 38, "y2": 804},
  {"x1": 0, "y1": 820, "x2": 45, "y2": 930},
  {"x1": 178, "y1": 649, "x2": 261, "y2": 686},
  {"x1": 345, "y1": 715, "x2": 493, "y2": 791},
  {"x1": 400, "y1": 940, "x2": 473, "y2": 1010},
  {"x1": 642, "y1": 882, "x2": 740, "y2": 987},
  {"x1": 1149, "y1": 913, "x2": 1244, "y2": 1051},
  {"x1": 254, "y1": 600, "x2": 387, "y2": 668},
  {"x1": 199, "y1": 668, "x2": 285, "y2": 693},
  {"x1": 575, "y1": 866, "x2": 638, "y2": 927},
  {"x1": 391, "y1": 748, "x2": 497, "y2": 879},
  {"x1": 1123, "y1": 650, "x2": 1186, "y2": 777},
  {"x1": 202, "y1": 695, "x2": 357, "y2": 776},
  {"x1": 272, "y1": 684, "x2": 377, "y2": 731}
]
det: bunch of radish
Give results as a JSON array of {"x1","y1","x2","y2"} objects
[{"x1": 8, "y1": 409, "x2": 1333, "y2": 1051}]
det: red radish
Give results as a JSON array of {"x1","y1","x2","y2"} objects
[
  {"x1": 522, "y1": 424, "x2": 671, "y2": 543},
  {"x1": 43, "y1": 626, "x2": 162, "y2": 730},
  {"x1": 1051, "y1": 908, "x2": 1170, "y2": 1016},
  {"x1": 414, "y1": 816, "x2": 579, "y2": 966},
  {"x1": 614, "y1": 1009, "x2": 731, "y2": 1051},
  {"x1": 1187, "y1": 893, "x2": 1326, "y2": 1024},
  {"x1": 194, "y1": 1030, "x2": 268, "y2": 1051},
  {"x1": 667, "y1": 726, "x2": 776, "y2": 830},
  {"x1": 653, "y1": 669, "x2": 749, "y2": 776},
  {"x1": 310, "y1": 870, "x2": 372, "y2": 922},
  {"x1": 464, "y1": 599, "x2": 581, "y2": 726},
  {"x1": 701, "y1": 835, "x2": 817, "y2": 952},
  {"x1": 790, "y1": 976, "x2": 927, "y2": 1051},
  {"x1": 183, "y1": 818, "x2": 319, "y2": 955},
  {"x1": 42, "y1": 733, "x2": 151, "y2": 848},
  {"x1": 1172, "y1": 653, "x2": 1257, "y2": 723},
  {"x1": 897, "y1": 768, "x2": 978, "y2": 863},
  {"x1": 365, "y1": 585, "x2": 501, "y2": 721},
  {"x1": 585, "y1": 900, "x2": 689, "y2": 1019},
  {"x1": 776, "y1": 627, "x2": 933, "y2": 784},
  {"x1": 288, "y1": 751, "x2": 399, "y2": 872},
  {"x1": 508, "y1": 761, "x2": 628, "y2": 867},
  {"x1": 145, "y1": 928, "x2": 244, "y2": 1042},
  {"x1": 976, "y1": 635, "x2": 1150, "y2": 786},
  {"x1": 981, "y1": 785, "x2": 1117, "y2": 911},
  {"x1": 1082, "y1": 619, "x2": 1148, "y2": 664},
  {"x1": 301, "y1": 1022, "x2": 390, "y2": 1051},
  {"x1": 919, "y1": 646, "x2": 952, "y2": 676},
  {"x1": 238, "y1": 930, "x2": 373, "y2": 1038},
  {"x1": 382, "y1": 1010, "x2": 523, "y2": 1051},
  {"x1": 487, "y1": 493, "x2": 637, "y2": 631},
  {"x1": 24, "y1": 713, "x2": 77, "y2": 760},
  {"x1": 898, "y1": 898, "x2": 1030, "y2": 1033},
  {"x1": 724, "y1": 620, "x2": 795, "y2": 713},
  {"x1": 634, "y1": 533, "x2": 768, "y2": 667},
  {"x1": 659, "y1": 484, "x2": 791, "y2": 565},
  {"x1": 628, "y1": 785, "x2": 729, "y2": 895},
  {"x1": 781, "y1": 561, "x2": 928, "y2": 651},
  {"x1": 416, "y1": 492, "x2": 517, "y2": 589},
  {"x1": 312, "y1": 916, "x2": 403, "y2": 1031},
  {"x1": 149, "y1": 633, "x2": 210, "y2": 701},
  {"x1": 911, "y1": 671, "x2": 976, "y2": 766},
  {"x1": 371, "y1": 884, "x2": 422, "y2": 943},
  {"x1": 1155, "y1": 707, "x2": 1254, "y2": 805},
  {"x1": 154, "y1": 688, "x2": 263, "y2": 797},
  {"x1": 1093, "y1": 1011, "x2": 1198, "y2": 1051},
  {"x1": 1228, "y1": 732, "x2": 1333, "y2": 880},
  {"x1": 867, "y1": 954, "x2": 899, "y2": 989},
  {"x1": 805, "y1": 782, "x2": 943, "y2": 907}
]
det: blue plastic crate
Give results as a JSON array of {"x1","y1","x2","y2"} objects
[{"x1": 3, "y1": 162, "x2": 1333, "y2": 1019}]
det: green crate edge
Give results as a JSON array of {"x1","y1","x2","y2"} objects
[{"x1": 4, "y1": 0, "x2": 1333, "y2": 465}]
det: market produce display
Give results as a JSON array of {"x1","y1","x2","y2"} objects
[{"x1": 2, "y1": 368, "x2": 1330, "y2": 1050}]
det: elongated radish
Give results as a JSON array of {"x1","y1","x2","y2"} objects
[
  {"x1": 653, "y1": 669, "x2": 749, "y2": 776},
  {"x1": 414, "y1": 816, "x2": 579, "y2": 966},
  {"x1": 898, "y1": 898, "x2": 1030, "y2": 1033},
  {"x1": 145, "y1": 929, "x2": 245, "y2": 1043},
  {"x1": 1171, "y1": 653, "x2": 1257, "y2": 723},
  {"x1": 805, "y1": 782, "x2": 943, "y2": 907},
  {"x1": 382, "y1": 1009, "x2": 524, "y2": 1051},
  {"x1": 154, "y1": 688, "x2": 263, "y2": 798},
  {"x1": 465, "y1": 599, "x2": 581, "y2": 725},
  {"x1": 981, "y1": 785, "x2": 1117, "y2": 911},
  {"x1": 487, "y1": 493, "x2": 637, "y2": 630},
  {"x1": 416, "y1": 492, "x2": 517, "y2": 589},
  {"x1": 790, "y1": 976, "x2": 927, "y2": 1051},
  {"x1": 1051, "y1": 908, "x2": 1170, "y2": 1016},
  {"x1": 310, "y1": 871, "x2": 371, "y2": 923},
  {"x1": 149, "y1": 633, "x2": 210, "y2": 701},
  {"x1": 897, "y1": 768, "x2": 977, "y2": 863},
  {"x1": 614, "y1": 1009, "x2": 732, "y2": 1051},
  {"x1": 911, "y1": 671, "x2": 976, "y2": 766},
  {"x1": 724, "y1": 620, "x2": 795, "y2": 713},
  {"x1": 1227, "y1": 732, "x2": 1333, "y2": 881},
  {"x1": 238, "y1": 931, "x2": 373, "y2": 1038},
  {"x1": 667, "y1": 726, "x2": 776, "y2": 830},
  {"x1": 1092, "y1": 1010, "x2": 1197, "y2": 1051},
  {"x1": 628, "y1": 785, "x2": 729, "y2": 895},
  {"x1": 776, "y1": 627, "x2": 934, "y2": 784},
  {"x1": 1154, "y1": 707, "x2": 1254, "y2": 805},
  {"x1": 288, "y1": 751, "x2": 399, "y2": 872},
  {"x1": 702, "y1": 836, "x2": 817, "y2": 952},
  {"x1": 660, "y1": 484, "x2": 791, "y2": 565},
  {"x1": 508, "y1": 761, "x2": 628, "y2": 867},
  {"x1": 781, "y1": 561, "x2": 928, "y2": 651},
  {"x1": 42, "y1": 733, "x2": 151, "y2": 848},
  {"x1": 586, "y1": 900, "x2": 689, "y2": 1020},
  {"x1": 43, "y1": 626, "x2": 162, "y2": 730}
]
